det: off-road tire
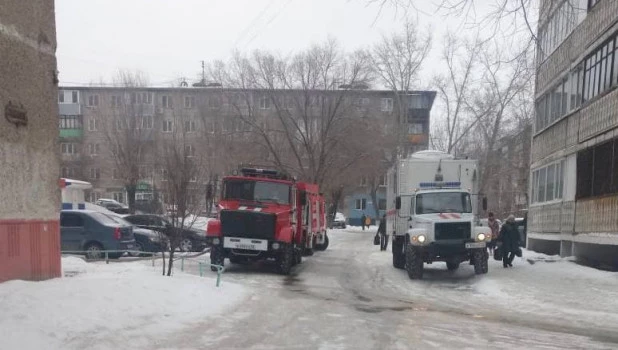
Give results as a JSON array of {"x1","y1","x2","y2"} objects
[
  {"x1": 277, "y1": 244, "x2": 294, "y2": 275},
  {"x1": 446, "y1": 261, "x2": 460, "y2": 271},
  {"x1": 210, "y1": 246, "x2": 225, "y2": 272},
  {"x1": 473, "y1": 250, "x2": 487, "y2": 275},
  {"x1": 392, "y1": 236, "x2": 405, "y2": 269},
  {"x1": 405, "y1": 244, "x2": 423, "y2": 279}
]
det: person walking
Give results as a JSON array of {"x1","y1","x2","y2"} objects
[
  {"x1": 378, "y1": 214, "x2": 388, "y2": 251},
  {"x1": 499, "y1": 215, "x2": 520, "y2": 268},
  {"x1": 487, "y1": 212, "x2": 500, "y2": 253},
  {"x1": 364, "y1": 215, "x2": 372, "y2": 229},
  {"x1": 361, "y1": 214, "x2": 367, "y2": 230}
]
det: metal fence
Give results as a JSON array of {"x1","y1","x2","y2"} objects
[{"x1": 61, "y1": 249, "x2": 225, "y2": 287}]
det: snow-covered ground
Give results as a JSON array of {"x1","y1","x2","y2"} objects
[{"x1": 0, "y1": 257, "x2": 246, "y2": 350}]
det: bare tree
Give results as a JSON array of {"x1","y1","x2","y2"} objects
[
  {"x1": 430, "y1": 32, "x2": 483, "y2": 155},
  {"x1": 100, "y1": 71, "x2": 154, "y2": 213},
  {"x1": 157, "y1": 108, "x2": 209, "y2": 276},
  {"x1": 208, "y1": 40, "x2": 374, "y2": 189},
  {"x1": 371, "y1": 19, "x2": 432, "y2": 159}
]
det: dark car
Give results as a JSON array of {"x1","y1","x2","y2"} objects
[
  {"x1": 60, "y1": 210, "x2": 136, "y2": 259},
  {"x1": 123, "y1": 214, "x2": 208, "y2": 252},
  {"x1": 103, "y1": 215, "x2": 167, "y2": 256}
]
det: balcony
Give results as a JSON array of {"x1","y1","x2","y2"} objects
[
  {"x1": 59, "y1": 103, "x2": 81, "y2": 115},
  {"x1": 60, "y1": 129, "x2": 83, "y2": 139}
]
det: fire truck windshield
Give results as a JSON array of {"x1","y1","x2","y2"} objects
[{"x1": 223, "y1": 180, "x2": 291, "y2": 204}]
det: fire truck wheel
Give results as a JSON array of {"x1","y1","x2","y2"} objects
[
  {"x1": 277, "y1": 244, "x2": 293, "y2": 275},
  {"x1": 405, "y1": 244, "x2": 423, "y2": 280},
  {"x1": 294, "y1": 245, "x2": 303, "y2": 265},
  {"x1": 392, "y1": 236, "x2": 405, "y2": 269},
  {"x1": 303, "y1": 233, "x2": 314, "y2": 256},
  {"x1": 210, "y1": 246, "x2": 224, "y2": 272},
  {"x1": 315, "y1": 233, "x2": 329, "y2": 251},
  {"x1": 473, "y1": 250, "x2": 487, "y2": 275}
]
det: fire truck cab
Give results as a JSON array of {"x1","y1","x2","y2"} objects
[{"x1": 206, "y1": 167, "x2": 327, "y2": 275}]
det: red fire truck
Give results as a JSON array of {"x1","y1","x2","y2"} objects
[{"x1": 206, "y1": 167, "x2": 328, "y2": 275}]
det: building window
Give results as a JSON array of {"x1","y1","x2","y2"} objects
[
  {"x1": 378, "y1": 199, "x2": 387, "y2": 210},
  {"x1": 531, "y1": 160, "x2": 565, "y2": 204},
  {"x1": 58, "y1": 91, "x2": 64, "y2": 103},
  {"x1": 381, "y1": 98, "x2": 393, "y2": 112},
  {"x1": 184, "y1": 96, "x2": 195, "y2": 109},
  {"x1": 161, "y1": 169, "x2": 168, "y2": 181},
  {"x1": 140, "y1": 115, "x2": 153, "y2": 129},
  {"x1": 583, "y1": 37, "x2": 615, "y2": 103},
  {"x1": 88, "y1": 94, "x2": 99, "y2": 107},
  {"x1": 71, "y1": 91, "x2": 78, "y2": 103},
  {"x1": 359, "y1": 177, "x2": 367, "y2": 186},
  {"x1": 61, "y1": 143, "x2": 76, "y2": 155},
  {"x1": 576, "y1": 138, "x2": 618, "y2": 199},
  {"x1": 208, "y1": 96, "x2": 221, "y2": 109},
  {"x1": 537, "y1": 2, "x2": 585, "y2": 63},
  {"x1": 112, "y1": 192, "x2": 125, "y2": 204},
  {"x1": 59, "y1": 115, "x2": 82, "y2": 129},
  {"x1": 161, "y1": 95, "x2": 173, "y2": 109},
  {"x1": 88, "y1": 143, "x2": 100, "y2": 155},
  {"x1": 58, "y1": 90, "x2": 79, "y2": 104},
  {"x1": 184, "y1": 120, "x2": 196, "y2": 133},
  {"x1": 355, "y1": 198, "x2": 367, "y2": 210},
  {"x1": 259, "y1": 96, "x2": 271, "y2": 110},
  {"x1": 88, "y1": 118, "x2": 97, "y2": 131},
  {"x1": 131, "y1": 92, "x2": 152, "y2": 105},
  {"x1": 185, "y1": 144, "x2": 195, "y2": 157},
  {"x1": 111, "y1": 95, "x2": 123, "y2": 107},
  {"x1": 163, "y1": 120, "x2": 173, "y2": 132},
  {"x1": 89, "y1": 168, "x2": 101, "y2": 180},
  {"x1": 380, "y1": 175, "x2": 387, "y2": 187}
]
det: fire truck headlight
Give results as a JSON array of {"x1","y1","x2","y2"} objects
[
  {"x1": 272, "y1": 242, "x2": 280, "y2": 250},
  {"x1": 212, "y1": 238, "x2": 220, "y2": 245},
  {"x1": 476, "y1": 233, "x2": 486, "y2": 242},
  {"x1": 417, "y1": 235, "x2": 426, "y2": 243}
]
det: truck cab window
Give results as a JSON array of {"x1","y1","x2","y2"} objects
[{"x1": 416, "y1": 192, "x2": 472, "y2": 214}]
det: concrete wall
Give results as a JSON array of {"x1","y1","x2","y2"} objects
[{"x1": 0, "y1": 0, "x2": 61, "y2": 282}]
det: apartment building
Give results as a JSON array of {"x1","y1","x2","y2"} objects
[
  {"x1": 58, "y1": 86, "x2": 436, "y2": 217},
  {"x1": 530, "y1": 0, "x2": 618, "y2": 265}
]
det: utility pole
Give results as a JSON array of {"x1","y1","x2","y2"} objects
[{"x1": 201, "y1": 60, "x2": 206, "y2": 84}]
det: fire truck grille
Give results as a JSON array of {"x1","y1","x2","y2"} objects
[
  {"x1": 220, "y1": 210, "x2": 276, "y2": 240},
  {"x1": 434, "y1": 222, "x2": 471, "y2": 240}
]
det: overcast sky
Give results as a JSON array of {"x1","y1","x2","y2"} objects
[{"x1": 55, "y1": 0, "x2": 532, "y2": 88}]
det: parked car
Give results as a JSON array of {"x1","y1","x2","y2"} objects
[
  {"x1": 123, "y1": 214, "x2": 208, "y2": 252},
  {"x1": 102, "y1": 214, "x2": 167, "y2": 256},
  {"x1": 95, "y1": 198, "x2": 130, "y2": 214},
  {"x1": 331, "y1": 212, "x2": 347, "y2": 229},
  {"x1": 60, "y1": 210, "x2": 135, "y2": 259}
]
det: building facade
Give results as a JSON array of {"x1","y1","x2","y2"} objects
[
  {"x1": 58, "y1": 86, "x2": 436, "y2": 220},
  {"x1": 530, "y1": 0, "x2": 618, "y2": 266},
  {"x1": 0, "y1": 1, "x2": 61, "y2": 282},
  {"x1": 343, "y1": 91, "x2": 436, "y2": 226}
]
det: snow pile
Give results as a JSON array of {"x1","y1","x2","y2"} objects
[
  {"x1": 0, "y1": 258, "x2": 246, "y2": 350},
  {"x1": 345, "y1": 225, "x2": 378, "y2": 233}
]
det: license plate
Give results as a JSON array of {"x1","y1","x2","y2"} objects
[
  {"x1": 224, "y1": 237, "x2": 268, "y2": 251},
  {"x1": 465, "y1": 242, "x2": 486, "y2": 249}
]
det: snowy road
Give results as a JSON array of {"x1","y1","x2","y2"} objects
[{"x1": 164, "y1": 229, "x2": 618, "y2": 350}]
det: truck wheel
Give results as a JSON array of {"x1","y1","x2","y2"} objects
[
  {"x1": 314, "y1": 233, "x2": 329, "y2": 251},
  {"x1": 210, "y1": 246, "x2": 224, "y2": 272},
  {"x1": 392, "y1": 236, "x2": 405, "y2": 269},
  {"x1": 473, "y1": 250, "x2": 487, "y2": 275},
  {"x1": 405, "y1": 244, "x2": 423, "y2": 279},
  {"x1": 294, "y1": 245, "x2": 303, "y2": 265},
  {"x1": 446, "y1": 261, "x2": 460, "y2": 271},
  {"x1": 303, "y1": 234, "x2": 314, "y2": 256},
  {"x1": 277, "y1": 244, "x2": 293, "y2": 275}
]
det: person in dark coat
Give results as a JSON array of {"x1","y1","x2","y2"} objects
[
  {"x1": 378, "y1": 214, "x2": 388, "y2": 251},
  {"x1": 361, "y1": 214, "x2": 367, "y2": 230},
  {"x1": 499, "y1": 215, "x2": 520, "y2": 268}
]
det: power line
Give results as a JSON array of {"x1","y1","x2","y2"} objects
[{"x1": 233, "y1": 0, "x2": 277, "y2": 48}]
